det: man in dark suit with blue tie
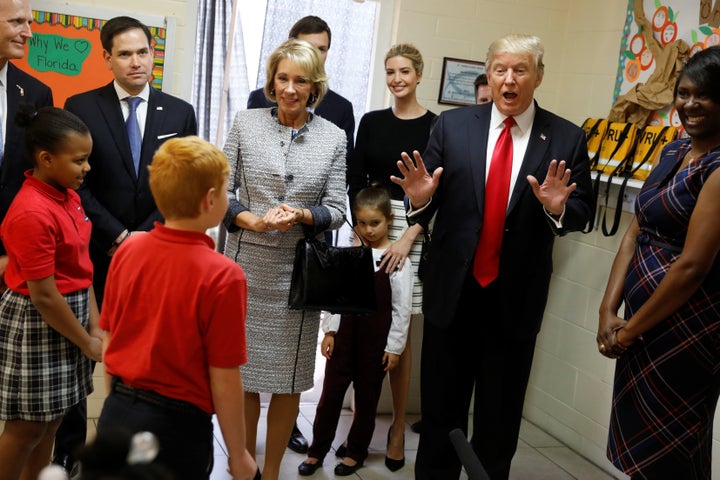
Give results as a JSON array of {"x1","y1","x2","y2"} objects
[
  {"x1": 391, "y1": 34, "x2": 594, "y2": 480},
  {"x1": 65, "y1": 15, "x2": 197, "y2": 306},
  {"x1": 54, "y1": 15, "x2": 197, "y2": 474},
  {"x1": 0, "y1": 0, "x2": 53, "y2": 289}
]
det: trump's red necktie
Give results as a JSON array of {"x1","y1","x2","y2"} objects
[{"x1": 473, "y1": 116, "x2": 515, "y2": 287}]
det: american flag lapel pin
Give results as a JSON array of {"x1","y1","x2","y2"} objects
[
  {"x1": 540, "y1": 133, "x2": 547, "y2": 141},
  {"x1": 16, "y1": 85, "x2": 24, "y2": 97}
]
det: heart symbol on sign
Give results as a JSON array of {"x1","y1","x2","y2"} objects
[{"x1": 74, "y1": 40, "x2": 90, "y2": 53}]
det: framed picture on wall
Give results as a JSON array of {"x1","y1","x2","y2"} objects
[{"x1": 438, "y1": 57, "x2": 486, "y2": 106}]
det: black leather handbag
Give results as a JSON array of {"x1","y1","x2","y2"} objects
[{"x1": 288, "y1": 224, "x2": 376, "y2": 314}]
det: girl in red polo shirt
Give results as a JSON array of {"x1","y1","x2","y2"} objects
[{"x1": 0, "y1": 105, "x2": 102, "y2": 480}]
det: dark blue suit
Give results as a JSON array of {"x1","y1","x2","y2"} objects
[
  {"x1": 413, "y1": 102, "x2": 594, "y2": 479},
  {"x1": 0, "y1": 63, "x2": 53, "y2": 256},
  {"x1": 65, "y1": 82, "x2": 197, "y2": 305},
  {"x1": 247, "y1": 87, "x2": 354, "y2": 158}
]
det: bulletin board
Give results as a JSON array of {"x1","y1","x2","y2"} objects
[
  {"x1": 12, "y1": 1, "x2": 174, "y2": 107},
  {"x1": 612, "y1": 0, "x2": 719, "y2": 131}
]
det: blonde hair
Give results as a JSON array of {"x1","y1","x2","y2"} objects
[
  {"x1": 148, "y1": 136, "x2": 230, "y2": 220},
  {"x1": 486, "y1": 34, "x2": 545, "y2": 76},
  {"x1": 384, "y1": 43, "x2": 424, "y2": 75},
  {"x1": 264, "y1": 39, "x2": 328, "y2": 108}
]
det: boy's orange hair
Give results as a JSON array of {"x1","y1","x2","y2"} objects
[{"x1": 148, "y1": 136, "x2": 230, "y2": 219}]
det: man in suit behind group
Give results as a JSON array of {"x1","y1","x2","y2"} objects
[
  {"x1": 54, "y1": 15, "x2": 197, "y2": 473},
  {"x1": 391, "y1": 34, "x2": 594, "y2": 479},
  {"x1": 0, "y1": 0, "x2": 53, "y2": 289}
]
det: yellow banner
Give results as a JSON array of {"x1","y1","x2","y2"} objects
[
  {"x1": 598, "y1": 122, "x2": 638, "y2": 174},
  {"x1": 631, "y1": 125, "x2": 677, "y2": 180}
]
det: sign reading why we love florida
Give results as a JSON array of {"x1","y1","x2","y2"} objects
[
  {"x1": 13, "y1": 9, "x2": 167, "y2": 107},
  {"x1": 27, "y1": 34, "x2": 91, "y2": 76}
]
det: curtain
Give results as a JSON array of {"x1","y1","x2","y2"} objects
[
  {"x1": 192, "y1": 0, "x2": 249, "y2": 145},
  {"x1": 258, "y1": 0, "x2": 378, "y2": 129}
]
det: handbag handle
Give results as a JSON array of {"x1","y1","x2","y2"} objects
[
  {"x1": 303, "y1": 216, "x2": 368, "y2": 247},
  {"x1": 344, "y1": 216, "x2": 368, "y2": 247}
]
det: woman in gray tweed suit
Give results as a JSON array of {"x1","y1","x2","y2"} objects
[{"x1": 222, "y1": 39, "x2": 346, "y2": 480}]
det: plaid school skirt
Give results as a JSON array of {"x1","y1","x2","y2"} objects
[{"x1": 0, "y1": 289, "x2": 94, "y2": 422}]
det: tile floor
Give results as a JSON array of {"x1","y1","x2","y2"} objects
[
  {"x1": 30, "y1": 405, "x2": 620, "y2": 479},
  {"x1": 51, "y1": 331, "x2": 622, "y2": 479},
  {"x1": 197, "y1": 407, "x2": 620, "y2": 480}
]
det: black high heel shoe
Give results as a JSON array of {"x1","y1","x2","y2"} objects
[{"x1": 385, "y1": 426, "x2": 405, "y2": 472}]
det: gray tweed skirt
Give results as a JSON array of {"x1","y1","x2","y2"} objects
[{"x1": 235, "y1": 241, "x2": 320, "y2": 393}]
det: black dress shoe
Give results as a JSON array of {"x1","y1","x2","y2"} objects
[
  {"x1": 334, "y1": 461, "x2": 362, "y2": 476},
  {"x1": 297, "y1": 460, "x2": 323, "y2": 476},
  {"x1": 410, "y1": 419, "x2": 423, "y2": 433},
  {"x1": 334, "y1": 443, "x2": 347, "y2": 457},
  {"x1": 288, "y1": 422, "x2": 309, "y2": 453}
]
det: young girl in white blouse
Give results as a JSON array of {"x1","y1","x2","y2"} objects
[{"x1": 299, "y1": 184, "x2": 413, "y2": 477}]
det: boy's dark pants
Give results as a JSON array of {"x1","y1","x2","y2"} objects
[{"x1": 97, "y1": 379, "x2": 214, "y2": 480}]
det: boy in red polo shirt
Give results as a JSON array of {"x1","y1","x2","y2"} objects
[{"x1": 97, "y1": 137, "x2": 257, "y2": 480}]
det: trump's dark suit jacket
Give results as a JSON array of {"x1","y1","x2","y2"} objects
[
  {"x1": 64, "y1": 82, "x2": 197, "y2": 301},
  {"x1": 247, "y1": 87, "x2": 354, "y2": 157},
  {"x1": 416, "y1": 102, "x2": 594, "y2": 335},
  {"x1": 0, "y1": 63, "x2": 54, "y2": 255}
]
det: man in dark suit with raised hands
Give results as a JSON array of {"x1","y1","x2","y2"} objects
[{"x1": 391, "y1": 34, "x2": 594, "y2": 480}]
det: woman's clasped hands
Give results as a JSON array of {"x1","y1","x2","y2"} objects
[
  {"x1": 597, "y1": 312, "x2": 639, "y2": 359},
  {"x1": 260, "y1": 204, "x2": 305, "y2": 232}
]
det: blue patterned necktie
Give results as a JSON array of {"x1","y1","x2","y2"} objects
[{"x1": 125, "y1": 97, "x2": 143, "y2": 175}]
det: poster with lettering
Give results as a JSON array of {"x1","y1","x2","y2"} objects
[
  {"x1": 613, "y1": 0, "x2": 720, "y2": 133},
  {"x1": 13, "y1": 8, "x2": 168, "y2": 107}
]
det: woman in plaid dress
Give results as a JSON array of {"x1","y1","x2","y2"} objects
[
  {"x1": 0, "y1": 106, "x2": 102, "y2": 480},
  {"x1": 597, "y1": 46, "x2": 720, "y2": 479}
]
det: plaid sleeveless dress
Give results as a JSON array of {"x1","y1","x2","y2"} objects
[{"x1": 607, "y1": 140, "x2": 720, "y2": 479}]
